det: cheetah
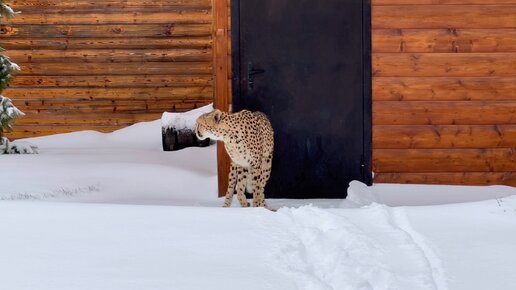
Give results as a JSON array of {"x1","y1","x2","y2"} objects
[{"x1": 195, "y1": 109, "x2": 274, "y2": 208}]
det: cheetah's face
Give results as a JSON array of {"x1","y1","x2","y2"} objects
[{"x1": 195, "y1": 109, "x2": 229, "y2": 141}]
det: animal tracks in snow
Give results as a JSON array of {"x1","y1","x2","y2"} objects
[{"x1": 273, "y1": 205, "x2": 448, "y2": 290}]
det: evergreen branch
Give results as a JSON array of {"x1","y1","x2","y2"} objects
[
  {"x1": 0, "y1": 55, "x2": 20, "y2": 93},
  {"x1": 0, "y1": 95, "x2": 24, "y2": 135},
  {"x1": 0, "y1": 1, "x2": 21, "y2": 138},
  {"x1": 0, "y1": 3, "x2": 20, "y2": 19}
]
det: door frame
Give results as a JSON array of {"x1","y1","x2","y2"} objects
[{"x1": 213, "y1": 0, "x2": 372, "y2": 196}]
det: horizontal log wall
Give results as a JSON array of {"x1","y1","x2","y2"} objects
[
  {"x1": 372, "y1": 0, "x2": 516, "y2": 186},
  {"x1": 2, "y1": 0, "x2": 213, "y2": 139}
]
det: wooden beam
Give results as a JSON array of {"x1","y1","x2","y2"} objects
[
  {"x1": 1, "y1": 37, "x2": 212, "y2": 50},
  {"x1": 16, "y1": 62, "x2": 213, "y2": 76},
  {"x1": 374, "y1": 172, "x2": 516, "y2": 186},
  {"x1": 10, "y1": 75, "x2": 213, "y2": 88},
  {"x1": 7, "y1": 48, "x2": 212, "y2": 63},
  {"x1": 373, "y1": 5, "x2": 516, "y2": 29},
  {"x1": 373, "y1": 0, "x2": 516, "y2": 5},
  {"x1": 373, "y1": 53, "x2": 516, "y2": 77},
  {"x1": 9, "y1": 0, "x2": 212, "y2": 9},
  {"x1": 373, "y1": 148, "x2": 516, "y2": 172},
  {"x1": 0, "y1": 24, "x2": 212, "y2": 38},
  {"x1": 372, "y1": 29, "x2": 516, "y2": 53},
  {"x1": 373, "y1": 124, "x2": 516, "y2": 149},
  {"x1": 5, "y1": 87, "x2": 213, "y2": 100},
  {"x1": 373, "y1": 101, "x2": 516, "y2": 125},
  {"x1": 212, "y1": 0, "x2": 231, "y2": 197},
  {"x1": 9, "y1": 10, "x2": 212, "y2": 25},
  {"x1": 373, "y1": 77, "x2": 516, "y2": 101}
]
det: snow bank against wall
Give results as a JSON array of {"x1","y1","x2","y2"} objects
[{"x1": 346, "y1": 181, "x2": 516, "y2": 207}]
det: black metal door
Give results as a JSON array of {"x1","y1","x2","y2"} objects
[{"x1": 232, "y1": 0, "x2": 371, "y2": 198}]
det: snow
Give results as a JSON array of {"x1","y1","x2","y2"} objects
[
  {"x1": 0, "y1": 3, "x2": 21, "y2": 18},
  {"x1": 161, "y1": 103, "x2": 213, "y2": 130},
  {"x1": 1, "y1": 95, "x2": 25, "y2": 126},
  {"x1": 346, "y1": 180, "x2": 515, "y2": 207},
  {"x1": 2, "y1": 118, "x2": 516, "y2": 290},
  {"x1": 0, "y1": 202, "x2": 294, "y2": 290},
  {"x1": 403, "y1": 198, "x2": 516, "y2": 290},
  {"x1": 1, "y1": 120, "x2": 218, "y2": 205}
]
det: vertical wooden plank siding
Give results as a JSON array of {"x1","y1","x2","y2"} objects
[
  {"x1": 213, "y1": 0, "x2": 231, "y2": 196},
  {"x1": 372, "y1": 0, "x2": 516, "y2": 186},
  {"x1": 2, "y1": 0, "x2": 214, "y2": 139}
]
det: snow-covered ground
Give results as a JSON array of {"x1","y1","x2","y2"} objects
[{"x1": 2, "y1": 120, "x2": 516, "y2": 290}]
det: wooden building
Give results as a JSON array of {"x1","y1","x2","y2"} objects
[
  {"x1": 215, "y1": 0, "x2": 516, "y2": 196},
  {"x1": 3, "y1": 0, "x2": 214, "y2": 139},
  {"x1": 370, "y1": 0, "x2": 516, "y2": 187},
  {"x1": 2, "y1": 0, "x2": 515, "y2": 196}
]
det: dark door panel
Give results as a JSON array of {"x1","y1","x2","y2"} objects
[{"x1": 233, "y1": 0, "x2": 371, "y2": 198}]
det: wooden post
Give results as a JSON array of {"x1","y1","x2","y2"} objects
[{"x1": 212, "y1": 0, "x2": 231, "y2": 197}]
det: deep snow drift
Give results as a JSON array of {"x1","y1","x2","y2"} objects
[
  {"x1": 2, "y1": 120, "x2": 220, "y2": 206},
  {"x1": 2, "y1": 120, "x2": 516, "y2": 290}
]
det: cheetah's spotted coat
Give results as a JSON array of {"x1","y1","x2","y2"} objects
[{"x1": 195, "y1": 109, "x2": 274, "y2": 208}]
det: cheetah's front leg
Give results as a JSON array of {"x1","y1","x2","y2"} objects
[
  {"x1": 223, "y1": 163, "x2": 238, "y2": 207},
  {"x1": 223, "y1": 165, "x2": 250, "y2": 208}
]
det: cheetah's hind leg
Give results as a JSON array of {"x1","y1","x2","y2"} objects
[
  {"x1": 250, "y1": 168, "x2": 267, "y2": 208},
  {"x1": 235, "y1": 167, "x2": 250, "y2": 207},
  {"x1": 254, "y1": 153, "x2": 273, "y2": 209}
]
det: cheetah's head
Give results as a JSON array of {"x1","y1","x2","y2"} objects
[{"x1": 195, "y1": 109, "x2": 229, "y2": 141}]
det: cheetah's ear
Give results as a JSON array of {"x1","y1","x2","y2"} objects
[{"x1": 213, "y1": 109, "x2": 222, "y2": 123}]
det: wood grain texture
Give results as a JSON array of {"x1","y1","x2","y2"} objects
[
  {"x1": 7, "y1": 48, "x2": 212, "y2": 63},
  {"x1": 373, "y1": 29, "x2": 516, "y2": 53},
  {"x1": 5, "y1": 87, "x2": 213, "y2": 100},
  {"x1": 373, "y1": 53, "x2": 516, "y2": 77},
  {"x1": 373, "y1": 0, "x2": 516, "y2": 5},
  {"x1": 10, "y1": 0, "x2": 212, "y2": 9},
  {"x1": 373, "y1": 77, "x2": 516, "y2": 101},
  {"x1": 373, "y1": 101, "x2": 516, "y2": 125},
  {"x1": 1, "y1": 37, "x2": 212, "y2": 50},
  {"x1": 7, "y1": 124, "x2": 123, "y2": 139},
  {"x1": 373, "y1": 5, "x2": 516, "y2": 29},
  {"x1": 374, "y1": 125, "x2": 516, "y2": 148},
  {"x1": 17, "y1": 62, "x2": 212, "y2": 76},
  {"x1": 14, "y1": 112, "x2": 160, "y2": 124},
  {"x1": 18, "y1": 99, "x2": 212, "y2": 114},
  {"x1": 374, "y1": 172, "x2": 516, "y2": 186},
  {"x1": 4, "y1": 0, "x2": 215, "y2": 140},
  {"x1": 10, "y1": 75, "x2": 213, "y2": 88},
  {"x1": 8, "y1": 10, "x2": 212, "y2": 25},
  {"x1": 213, "y1": 0, "x2": 232, "y2": 197},
  {"x1": 372, "y1": 1, "x2": 516, "y2": 186},
  {"x1": 373, "y1": 148, "x2": 516, "y2": 172},
  {"x1": 0, "y1": 24, "x2": 212, "y2": 38}
]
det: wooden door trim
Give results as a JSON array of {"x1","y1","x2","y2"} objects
[
  {"x1": 363, "y1": 0, "x2": 373, "y2": 185},
  {"x1": 212, "y1": 0, "x2": 231, "y2": 196}
]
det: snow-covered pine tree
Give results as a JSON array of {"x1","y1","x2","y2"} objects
[
  {"x1": 0, "y1": 0, "x2": 20, "y2": 93},
  {"x1": 0, "y1": 1, "x2": 36, "y2": 154}
]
